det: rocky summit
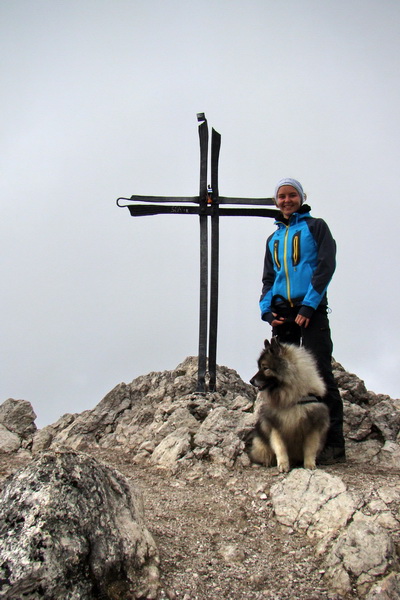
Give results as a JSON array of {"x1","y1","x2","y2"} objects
[{"x1": 0, "y1": 357, "x2": 400, "y2": 599}]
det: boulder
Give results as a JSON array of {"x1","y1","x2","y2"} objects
[
  {"x1": 324, "y1": 520, "x2": 397, "y2": 596},
  {"x1": 0, "y1": 423, "x2": 21, "y2": 453},
  {"x1": 0, "y1": 450, "x2": 159, "y2": 599},
  {"x1": 366, "y1": 572, "x2": 400, "y2": 600},
  {"x1": 343, "y1": 400, "x2": 372, "y2": 440},
  {"x1": 151, "y1": 426, "x2": 193, "y2": 468},
  {"x1": 369, "y1": 399, "x2": 400, "y2": 441},
  {"x1": 0, "y1": 398, "x2": 37, "y2": 438},
  {"x1": 270, "y1": 470, "x2": 360, "y2": 541},
  {"x1": 0, "y1": 398, "x2": 37, "y2": 453},
  {"x1": 269, "y1": 469, "x2": 400, "y2": 597},
  {"x1": 332, "y1": 361, "x2": 370, "y2": 404},
  {"x1": 2, "y1": 357, "x2": 400, "y2": 599},
  {"x1": 11, "y1": 357, "x2": 395, "y2": 474},
  {"x1": 30, "y1": 358, "x2": 257, "y2": 471}
]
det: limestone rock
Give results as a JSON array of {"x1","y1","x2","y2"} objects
[
  {"x1": 2, "y1": 357, "x2": 400, "y2": 599},
  {"x1": 31, "y1": 358, "x2": 257, "y2": 471},
  {"x1": 0, "y1": 423, "x2": 21, "y2": 453},
  {"x1": 343, "y1": 400, "x2": 372, "y2": 440},
  {"x1": 270, "y1": 470, "x2": 360, "y2": 541},
  {"x1": 366, "y1": 572, "x2": 400, "y2": 600},
  {"x1": 373, "y1": 440, "x2": 400, "y2": 469},
  {"x1": 332, "y1": 361, "x2": 370, "y2": 403},
  {"x1": 0, "y1": 398, "x2": 36, "y2": 453},
  {"x1": 31, "y1": 425, "x2": 56, "y2": 454},
  {"x1": 324, "y1": 520, "x2": 397, "y2": 596},
  {"x1": 269, "y1": 470, "x2": 400, "y2": 597},
  {"x1": 151, "y1": 427, "x2": 192, "y2": 468},
  {"x1": 7, "y1": 356, "x2": 394, "y2": 474},
  {"x1": 369, "y1": 399, "x2": 400, "y2": 441},
  {"x1": 218, "y1": 543, "x2": 246, "y2": 564},
  {"x1": 0, "y1": 398, "x2": 37, "y2": 438},
  {"x1": 346, "y1": 439, "x2": 381, "y2": 463},
  {"x1": 0, "y1": 450, "x2": 159, "y2": 599}
]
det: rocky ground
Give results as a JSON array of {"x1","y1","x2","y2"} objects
[
  {"x1": 1, "y1": 356, "x2": 400, "y2": 599},
  {"x1": 1, "y1": 450, "x2": 398, "y2": 600}
]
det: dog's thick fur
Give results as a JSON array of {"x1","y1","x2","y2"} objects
[{"x1": 249, "y1": 338, "x2": 329, "y2": 472}]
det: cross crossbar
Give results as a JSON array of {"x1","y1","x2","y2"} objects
[
  {"x1": 116, "y1": 203, "x2": 278, "y2": 218},
  {"x1": 116, "y1": 113, "x2": 279, "y2": 392},
  {"x1": 117, "y1": 194, "x2": 276, "y2": 205}
]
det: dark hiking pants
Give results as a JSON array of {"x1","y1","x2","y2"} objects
[{"x1": 272, "y1": 308, "x2": 345, "y2": 449}]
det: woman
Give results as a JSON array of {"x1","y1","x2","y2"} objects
[{"x1": 259, "y1": 177, "x2": 345, "y2": 464}]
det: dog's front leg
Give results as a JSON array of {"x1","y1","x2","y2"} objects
[
  {"x1": 303, "y1": 430, "x2": 321, "y2": 470},
  {"x1": 270, "y1": 429, "x2": 290, "y2": 473}
]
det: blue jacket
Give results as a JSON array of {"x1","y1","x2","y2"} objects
[{"x1": 259, "y1": 205, "x2": 336, "y2": 323}]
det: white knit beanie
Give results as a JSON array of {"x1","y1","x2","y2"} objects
[{"x1": 274, "y1": 178, "x2": 305, "y2": 205}]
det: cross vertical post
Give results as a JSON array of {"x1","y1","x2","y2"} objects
[
  {"x1": 208, "y1": 128, "x2": 221, "y2": 391},
  {"x1": 197, "y1": 114, "x2": 209, "y2": 393}
]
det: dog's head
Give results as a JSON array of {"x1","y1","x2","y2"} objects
[{"x1": 250, "y1": 338, "x2": 287, "y2": 391}]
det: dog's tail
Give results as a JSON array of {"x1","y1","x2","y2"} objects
[{"x1": 249, "y1": 435, "x2": 276, "y2": 466}]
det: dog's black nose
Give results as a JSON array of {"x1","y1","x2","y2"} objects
[{"x1": 250, "y1": 375, "x2": 258, "y2": 388}]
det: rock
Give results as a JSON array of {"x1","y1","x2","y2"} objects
[
  {"x1": 270, "y1": 470, "x2": 400, "y2": 596},
  {"x1": 10, "y1": 357, "x2": 398, "y2": 475},
  {"x1": 346, "y1": 439, "x2": 382, "y2": 463},
  {"x1": 32, "y1": 413, "x2": 77, "y2": 453},
  {"x1": 2, "y1": 357, "x2": 400, "y2": 600},
  {"x1": 218, "y1": 543, "x2": 246, "y2": 564},
  {"x1": 361, "y1": 499, "x2": 399, "y2": 531},
  {"x1": 0, "y1": 398, "x2": 36, "y2": 452},
  {"x1": 377, "y1": 485, "x2": 400, "y2": 505},
  {"x1": 0, "y1": 398, "x2": 37, "y2": 438},
  {"x1": 48, "y1": 383, "x2": 133, "y2": 450},
  {"x1": 31, "y1": 425, "x2": 56, "y2": 454},
  {"x1": 270, "y1": 470, "x2": 360, "y2": 541},
  {"x1": 324, "y1": 520, "x2": 397, "y2": 596},
  {"x1": 151, "y1": 427, "x2": 192, "y2": 468},
  {"x1": 343, "y1": 400, "x2": 372, "y2": 440},
  {"x1": 28, "y1": 358, "x2": 257, "y2": 471},
  {"x1": 0, "y1": 423, "x2": 21, "y2": 453},
  {"x1": 195, "y1": 406, "x2": 254, "y2": 446},
  {"x1": 369, "y1": 399, "x2": 400, "y2": 441},
  {"x1": 332, "y1": 361, "x2": 370, "y2": 403},
  {"x1": 0, "y1": 450, "x2": 159, "y2": 599},
  {"x1": 366, "y1": 572, "x2": 400, "y2": 599},
  {"x1": 373, "y1": 441, "x2": 400, "y2": 469}
]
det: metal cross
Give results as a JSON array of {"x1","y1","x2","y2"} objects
[{"x1": 116, "y1": 113, "x2": 279, "y2": 393}]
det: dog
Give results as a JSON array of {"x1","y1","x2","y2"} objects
[{"x1": 249, "y1": 338, "x2": 329, "y2": 472}]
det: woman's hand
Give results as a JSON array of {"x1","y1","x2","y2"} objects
[
  {"x1": 271, "y1": 313, "x2": 286, "y2": 327},
  {"x1": 295, "y1": 313, "x2": 310, "y2": 328}
]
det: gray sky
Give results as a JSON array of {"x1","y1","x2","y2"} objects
[{"x1": 2, "y1": 0, "x2": 399, "y2": 427}]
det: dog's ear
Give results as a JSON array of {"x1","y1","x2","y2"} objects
[{"x1": 270, "y1": 337, "x2": 281, "y2": 353}]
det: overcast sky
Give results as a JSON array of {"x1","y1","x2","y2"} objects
[{"x1": 2, "y1": 0, "x2": 399, "y2": 427}]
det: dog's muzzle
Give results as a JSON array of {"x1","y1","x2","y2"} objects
[{"x1": 250, "y1": 374, "x2": 269, "y2": 391}]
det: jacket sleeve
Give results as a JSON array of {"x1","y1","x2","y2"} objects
[
  {"x1": 301, "y1": 218, "x2": 336, "y2": 313},
  {"x1": 259, "y1": 237, "x2": 276, "y2": 322}
]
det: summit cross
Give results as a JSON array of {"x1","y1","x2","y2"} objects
[{"x1": 117, "y1": 113, "x2": 278, "y2": 393}]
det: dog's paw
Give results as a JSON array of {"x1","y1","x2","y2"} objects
[
  {"x1": 277, "y1": 460, "x2": 290, "y2": 473},
  {"x1": 304, "y1": 460, "x2": 317, "y2": 470}
]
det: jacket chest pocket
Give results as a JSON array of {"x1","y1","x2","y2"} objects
[
  {"x1": 292, "y1": 232, "x2": 301, "y2": 267},
  {"x1": 273, "y1": 240, "x2": 281, "y2": 270}
]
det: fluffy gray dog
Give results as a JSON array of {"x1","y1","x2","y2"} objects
[{"x1": 250, "y1": 338, "x2": 329, "y2": 472}]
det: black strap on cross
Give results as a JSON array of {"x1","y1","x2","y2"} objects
[{"x1": 116, "y1": 113, "x2": 279, "y2": 393}]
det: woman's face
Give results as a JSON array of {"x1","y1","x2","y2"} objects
[{"x1": 275, "y1": 185, "x2": 302, "y2": 218}]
